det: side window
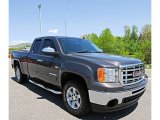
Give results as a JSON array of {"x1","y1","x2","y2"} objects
[
  {"x1": 41, "y1": 39, "x2": 56, "y2": 55},
  {"x1": 32, "y1": 40, "x2": 42, "y2": 54}
]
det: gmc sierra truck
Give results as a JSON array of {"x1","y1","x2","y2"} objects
[{"x1": 11, "y1": 36, "x2": 148, "y2": 116}]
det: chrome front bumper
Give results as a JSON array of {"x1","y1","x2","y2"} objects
[{"x1": 88, "y1": 84, "x2": 146, "y2": 106}]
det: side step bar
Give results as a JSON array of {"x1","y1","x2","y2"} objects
[{"x1": 29, "y1": 80, "x2": 62, "y2": 94}]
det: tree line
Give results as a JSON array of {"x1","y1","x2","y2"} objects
[{"x1": 82, "y1": 24, "x2": 151, "y2": 64}]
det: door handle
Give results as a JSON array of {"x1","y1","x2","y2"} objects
[{"x1": 37, "y1": 59, "x2": 43, "y2": 62}]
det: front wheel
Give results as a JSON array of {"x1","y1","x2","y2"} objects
[{"x1": 62, "y1": 80, "x2": 91, "y2": 116}]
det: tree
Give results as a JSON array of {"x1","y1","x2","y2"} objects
[
  {"x1": 80, "y1": 24, "x2": 151, "y2": 64},
  {"x1": 130, "y1": 25, "x2": 138, "y2": 40},
  {"x1": 135, "y1": 40, "x2": 151, "y2": 64},
  {"x1": 99, "y1": 28, "x2": 115, "y2": 53},
  {"x1": 89, "y1": 33, "x2": 98, "y2": 41},
  {"x1": 140, "y1": 24, "x2": 151, "y2": 41},
  {"x1": 124, "y1": 25, "x2": 131, "y2": 40},
  {"x1": 114, "y1": 37, "x2": 129, "y2": 55},
  {"x1": 88, "y1": 33, "x2": 99, "y2": 45}
]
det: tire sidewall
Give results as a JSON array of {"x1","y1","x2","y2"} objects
[
  {"x1": 63, "y1": 81, "x2": 87, "y2": 116},
  {"x1": 15, "y1": 66, "x2": 22, "y2": 83}
]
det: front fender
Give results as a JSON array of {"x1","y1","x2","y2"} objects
[{"x1": 60, "y1": 61, "x2": 94, "y2": 89}]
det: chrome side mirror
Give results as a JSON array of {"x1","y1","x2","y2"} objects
[
  {"x1": 42, "y1": 47, "x2": 58, "y2": 56},
  {"x1": 42, "y1": 47, "x2": 55, "y2": 53}
]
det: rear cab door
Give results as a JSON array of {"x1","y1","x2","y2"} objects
[{"x1": 28, "y1": 39, "x2": 43, "y2": 78}]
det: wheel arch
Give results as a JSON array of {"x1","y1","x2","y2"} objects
[
  {"x1": 60, "y1": 71, "x2": 89, "y2": 91},
  {"x1": 13, "y1": 59, "x2": 25, "y2": 74}
]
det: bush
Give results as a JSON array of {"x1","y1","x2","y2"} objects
[
  {"x1": 82, "y1": 25, "x2": 151, "y2": 64},
  {"x1": 135, "y1": 40, "x2": 151, "y2": 64}
]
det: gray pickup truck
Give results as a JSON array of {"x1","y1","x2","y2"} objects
[{"x1": 11, "y1": 36, "x2": 148, "y2": 116}]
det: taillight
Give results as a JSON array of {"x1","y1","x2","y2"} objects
[{"x1": 10, "y1": 54, "x2": 13, "y2": 59}]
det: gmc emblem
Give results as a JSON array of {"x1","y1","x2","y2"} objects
[{"x1": 133, "y1": 70, "x2": 142, "y2": 77}]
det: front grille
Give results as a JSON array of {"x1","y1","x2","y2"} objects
[{"x1": 121, "y1": 64, "x2": 145, "y2": 85}]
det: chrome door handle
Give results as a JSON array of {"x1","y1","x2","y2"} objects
[{"x1": 37, "y1": 59, "x2": 43, "y2": 62}]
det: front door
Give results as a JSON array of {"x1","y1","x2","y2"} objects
[{"x1": 36, "y1": 39, "x2": 61, "y2": 86}]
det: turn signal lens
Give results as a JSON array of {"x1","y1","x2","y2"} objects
[{"x1": 97, "y1": 68, "x2": 106, "y2": 82}]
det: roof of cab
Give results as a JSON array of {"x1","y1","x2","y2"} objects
[{"x1": 35, "y1": 36, "x2": 82, "y2": 40}]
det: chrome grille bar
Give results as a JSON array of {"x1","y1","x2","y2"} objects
[{"x1": 120, "y1": 63, "x2": 145, "y2": 86}]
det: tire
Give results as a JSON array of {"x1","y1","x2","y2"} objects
[
  {"x1": 14, "y1": 65, "x2": 27, "y2": 83},
  {"x1": 62, "y1": 80, "x2": 91, "y2": 116}
]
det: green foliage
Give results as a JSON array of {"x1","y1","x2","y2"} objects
[
  {"x1": 9, "y1": 43, "x2": 31, "y2": 54},
  {"x1": 9, "y1": 47, "x2": 24, "y2": 54},
  {"x1": 140, "y1": 24, "x2": 151, "y2": 41},
  {"x1": 135, "y1": 40, "x2": 151, "y2": 64},
  {"x1": 98, "y1": 28, "x2": 115, "y2": 53},
  {"x1": 85, "y1": 33, "x2": 99, "y2": 45},
  {"x1": 114, "y1": 37, "x2": 129, "y2": 55},
  {"x1": 82, "y1": 24, "x2": 151, "y2": 64},
  {"x1": 130, "y1": 25, "x2": 138, "y2": 40},
  {"x1": 124, "y1": 25, "x2": 131, "y2": 40}
]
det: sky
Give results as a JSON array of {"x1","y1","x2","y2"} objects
[{"x1": 9, "y1": 0, "x2": 151, "y2": 45}]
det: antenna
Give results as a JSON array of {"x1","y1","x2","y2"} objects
[
  {"x1": 65, "y1": 20, "x2": 67, "y2": 37},
  {"x1": 38, "y1": 4, "x2": 43, "y2": 37}
]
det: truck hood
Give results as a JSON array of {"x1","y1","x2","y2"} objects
[{"x1": 71, "y1": 53, "x2": 142, "y2": 67}]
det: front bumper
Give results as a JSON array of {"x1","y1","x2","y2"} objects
[
  {"x1": 88, "y1": 80, "x2": 147, "y2": 111},
  {"x1": 91, "y1": 96, "x2": 139, "y2": 113}
]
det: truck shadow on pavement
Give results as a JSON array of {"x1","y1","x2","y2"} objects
[{"x1": 11, "y1": 77, "x2": 138, "y2": 120}]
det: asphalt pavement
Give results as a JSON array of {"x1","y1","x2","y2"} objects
[{"x1": 9, "y1": 64, "x2": 151, "y2": 120}]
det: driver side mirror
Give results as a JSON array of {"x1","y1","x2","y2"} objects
[{"x1": 42, "y1": 47, "x2": 59, "y2": 56}]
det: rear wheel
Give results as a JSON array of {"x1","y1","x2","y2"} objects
[
  {"x1": 62, "y1": 80, "x2": 91, "y2": 116},
  {"x1": 15, "y1": 65, "x2": 27, "y2": 83}
]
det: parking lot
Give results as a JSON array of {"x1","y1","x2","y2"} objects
[{"x1": 9, "y1": 64, "x2": 151, "y2": 120}]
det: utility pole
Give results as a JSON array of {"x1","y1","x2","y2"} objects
[{"x1": 38, "y1": 4, "x2": 42, "y2": 36}]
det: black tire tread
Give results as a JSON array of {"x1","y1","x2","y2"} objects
[
  {"x1": 63, "y1": 80, "x2": 91, "y2": 116},
  {"x1": 15, "y1": 65, "x2": 27, "y2": 84}
]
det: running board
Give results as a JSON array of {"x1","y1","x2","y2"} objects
[{"x1": 29, "y1": 80, "x2": 62, "y2": 94}]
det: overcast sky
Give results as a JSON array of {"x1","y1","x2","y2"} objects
[{"x1": 9, "y1": 0, "x2": 151, "y2": 45}]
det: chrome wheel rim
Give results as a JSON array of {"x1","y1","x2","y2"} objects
[
  {"x1": 16, "y1": 67, "x2": 20, "y2": 81},
  {"x1": 66, "y1": 87, "x2": 81, "y2": 109}
]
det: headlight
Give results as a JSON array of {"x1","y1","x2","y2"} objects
[{"x1": 97, "y1": 68, "x2": 119, "y2": 83}]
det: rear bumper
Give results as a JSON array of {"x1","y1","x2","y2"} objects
[{"x1": 88, "y1": 81, "x2": 147, "y2": 112}]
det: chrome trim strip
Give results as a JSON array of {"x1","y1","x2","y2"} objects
[
  {"x1": 37, "y1": 59, "x2": 43, "y2": 62},
  {"x1": 49, "y1": 73, "x2": 57, "y2": 76},
  {"x1": 29, "y1": 80, "x2": 62, "y2": 94},
  {"x1": 88, "y1": 85, "x2": 146, "y2": 105},
  {"x1": 119, "y1": 63, "x2": 143, "y2": 68},
  {"x1": 122, "y1": 79, "x2": 144, "y2": 86}
]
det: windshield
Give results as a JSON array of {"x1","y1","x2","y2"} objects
[{"x1": 58, "y1": 38, "x2": 103, "y2": 54}]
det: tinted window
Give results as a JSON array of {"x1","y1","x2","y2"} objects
[
  {"x1": 41, "y1": 39, "x2": 56, "y2": 55},
  {"x1": 42, "y1": 39, "x2": 55, "y2": 49},
  {"x1": 32, "y1": 40, "x2": 42, "y2": 54}
]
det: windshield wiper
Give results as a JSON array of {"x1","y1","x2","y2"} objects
[
  {"x1": 94, "y1": 51, "x2": 103, "y2": 53},
  {"x1": 76, "y1": 50, "x2": 93, "y2": 53},
  {"x1": 76, "y1": 51, "x2": 103, "y2": 53}
]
